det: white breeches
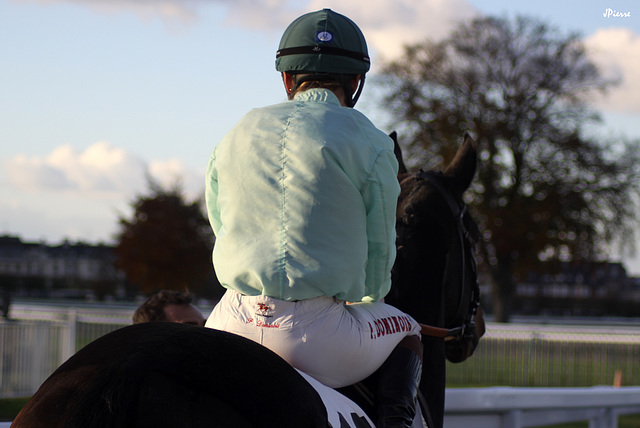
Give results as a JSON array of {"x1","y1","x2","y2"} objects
[{"x1": 206, "y1": 290, "x2": 421, "y2": 388}]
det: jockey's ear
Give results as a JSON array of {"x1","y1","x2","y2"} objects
[{"x1": 282, "y1": 72, "x2": 295, "y2": 94}]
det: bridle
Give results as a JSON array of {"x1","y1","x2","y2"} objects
[{"x1": 415, "y1": 171, "x2": 481, "y2": 343}]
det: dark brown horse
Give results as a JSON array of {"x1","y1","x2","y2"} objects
[
  {"x1": 386, "y1": 132, "x2": 485, "y2": 428},
  {"x1": 13, "y1": 323, "x2": 352, "y2": 427},
  {"x1": 13, "y1": 133, "x2": 483, "y2": 428}
]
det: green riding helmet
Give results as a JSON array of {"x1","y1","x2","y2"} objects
[
  {"x1": 276, "y1": 9, "x2": 370, "y2": 106},
  {"x1": 276, "y1": 8, "x2": 370, "y2": 75}
]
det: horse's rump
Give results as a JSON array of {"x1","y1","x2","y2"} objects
[{"x1": 13, "y1": 323, "x2": 330, "y2": 428}]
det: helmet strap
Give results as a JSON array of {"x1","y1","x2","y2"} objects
[{"x1": 350, "y1": 74, "x2": 365, "y2": 107}]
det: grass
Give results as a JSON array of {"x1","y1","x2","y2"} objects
[
  {"x1": 0, "y1": 397, "x2": 30, "y2": 421},
  {"x1": 543, "y1": 414, "x2": 640, "y2": 428},
  {"x1": 2, "y1": 332, "x2": 638, "y2": 424},
  {"x1": 2, "y1": 396, "x2": 638, "y2": 426},
  {"x1": 445, "y1": 337, "x2": 640, "y2": 388},
  {"x1": 11, "y1": 389, "x2": 635, "y2": 424}
]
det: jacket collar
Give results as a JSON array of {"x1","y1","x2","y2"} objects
[{"x1": 293, "y1": 88, "x2": 341, "y2": 105}]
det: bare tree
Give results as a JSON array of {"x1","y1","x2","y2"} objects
[{"x1": 381, "y1": 16, "x2": 640, "y2": 322}]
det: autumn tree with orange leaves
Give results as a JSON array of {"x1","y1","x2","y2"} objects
[{"x1": 114, "y1": 179, "x2": 219, "y2": 296}]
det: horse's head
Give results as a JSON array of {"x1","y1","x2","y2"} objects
[{"x1": 389, "y1": 133, "x2": 485, "y2": 363}]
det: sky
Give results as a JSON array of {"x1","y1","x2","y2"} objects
[{"x1": 2, "y1": 0, "x2": 640, "y2": 272}]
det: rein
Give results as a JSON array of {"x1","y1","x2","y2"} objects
[{"x1": 415, "y1": 171, "x2": 480, "y2": 342}]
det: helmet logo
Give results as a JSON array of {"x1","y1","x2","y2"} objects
[{"x1": 316, "y1": 31, "x2": 333, "y2": 42}]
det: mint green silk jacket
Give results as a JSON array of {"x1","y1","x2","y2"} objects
[{"x1": 206, "y1": 88, "x2": 400, "y2": 302}]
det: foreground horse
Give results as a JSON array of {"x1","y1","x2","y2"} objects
[
  {"x1": 13, "y1": 134, "x2": 483, "y2": 427},
  {"x1": 13, "y1": 322, "x2": 372, "y2": 428}
]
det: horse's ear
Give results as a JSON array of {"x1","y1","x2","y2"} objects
[
  {"x1": 444, "y1": 133, "x2": 477, "y2": 195},
  {"x1": 390, "y1": 131, "x2": 408, "y2": 175}
]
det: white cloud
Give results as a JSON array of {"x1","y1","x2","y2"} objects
[
  {"x1": 585, "y1": 28, "x2": 640, "y2": 113},
  {"x1": 12, "y1": 0, "x2": 301, "y2": 27},
  {"x1": 0, "y1": 188, "x2": 126, "y2": 244},
  {"x1": 309, "y1": 0, "x2": 478, "y2": 62},
  {"x1": 149, "y1": 158, "x2": 205, "y2": 199},
  {"x1": 2, "y1": 142, "x2": 206, "y2": 243},
  {"x1": 5, "y1": 142, "x2": 146, "y2": 197},
  {"x1": 222, "y1": 0, "x2": 478, "y2": 62},
  {"x1": 5, "y1": 154, "x2": 71, "y2": 191},
  {"x1": 13, "y1": 0, "x2": 477, "y2": 61},
  {"x1": 221, "y1": 0, "x2": 303, "y2": 32},
  {"x1": 4, "y1": 142, "x2": 203, "y2": 199},
  {"x1": 12, "y1": 0, "x2": 202, "y2": 24}
]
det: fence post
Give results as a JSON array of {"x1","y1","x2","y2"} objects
[
  {"x1": 502, "y1": 409, "x2": 523, "y2": 428},
  {"x1": 589, "y1": 408, "x2": 618, "y2": 428},
  {"x1": 31, "y1": 324, "x2": 45, "y2": 393},
  {"x1": 0, "y1": 324, "x2": 4, "y2": 395},
  {"x1": 63, "y1": 309, "x2": 77, "y2": 361}
]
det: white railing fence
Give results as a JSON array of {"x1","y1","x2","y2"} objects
[
  {"x1": 0, "y1": 320, "x2": 69, "y2": 399},
  {"x1": 446, "y1": 323, "x2": 640, "y2": 388},
  {"x1": 2, "y1": 387, "x2": 638, "y2": 427},
  {"x1": 444, "y1": 386, "x2": 640, "y2": 428},
  {"x1": 1, "y1": 304, "x2": 132, "y2": 398},
  {"x1": 2, "y1": 304, "x2": 639, "y2": 427}
]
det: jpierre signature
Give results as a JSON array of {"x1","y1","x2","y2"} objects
[{"x1": 603, "y1": 8, "x2": 631, "y2": 18}]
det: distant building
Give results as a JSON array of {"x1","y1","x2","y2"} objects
[
  {"x1": 2, "y1": 234, "x2": 639, "y2": 316},
  {"x1": 0, "y1": 235, "x2": 126, "y2": 300},
  {"x1": 514, "y1": 261, "x2": 640, "y2": 317}
]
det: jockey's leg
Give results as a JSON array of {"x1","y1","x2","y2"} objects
[
  {"x1": 206, "y1": 290, "x2": 422, "y2": 389},
  {"x1": 375, "y1": 335, "x2": 423, "y2": 428}
]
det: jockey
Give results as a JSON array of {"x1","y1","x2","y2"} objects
[{"x1": 205, "y1": 9, "x2": 423, "y2": 427}]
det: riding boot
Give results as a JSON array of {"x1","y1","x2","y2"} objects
[{"x1": 376, "y1": 338, "x2": 423, "y2": 428}]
